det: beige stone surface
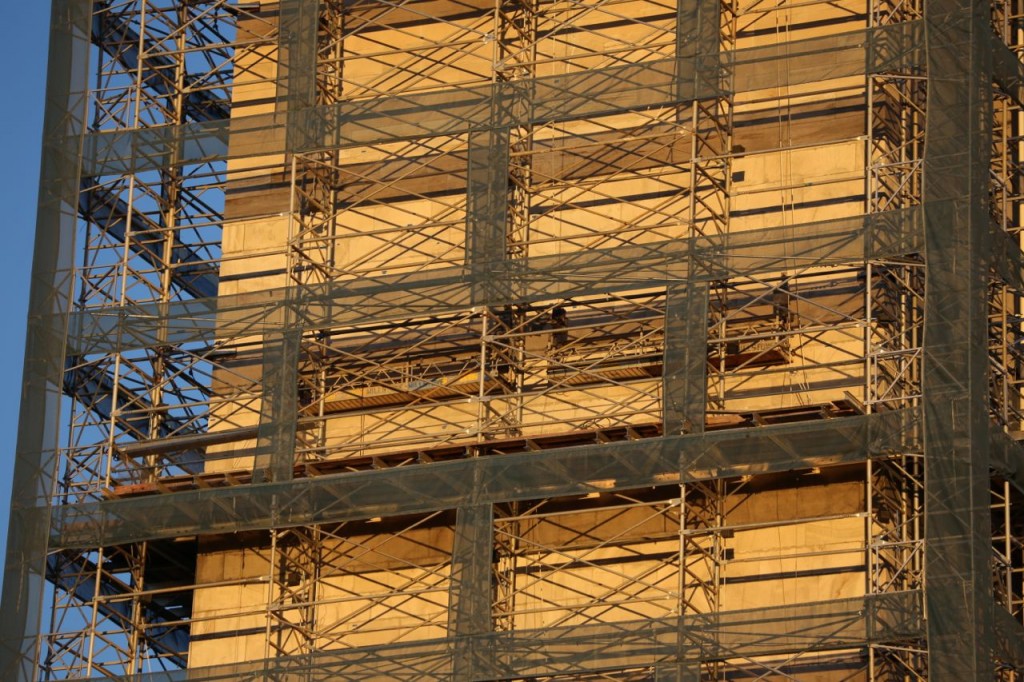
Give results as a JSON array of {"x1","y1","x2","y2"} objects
[{"x1": 191, "y1": 0, "x2": 886, "y2": 670}]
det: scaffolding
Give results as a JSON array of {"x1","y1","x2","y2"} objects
[{"x1": 2, "y1": 0, "x2": 1024, "y2": 679}]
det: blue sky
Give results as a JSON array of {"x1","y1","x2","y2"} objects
[{"x1": 0, "y1": 4, "x2": 52, "y2": 561}]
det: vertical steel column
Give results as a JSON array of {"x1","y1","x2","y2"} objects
[
  {"x1": 467, "y1": 125, "x2": 513, "y2": 307},
  {"x1": 865, "y1": 5, "x2": 928, "y2": 675},
  {"x1": 867, "y1": 453, "x2": 926, "y2": 677},
  {"x1": 491, "y1": 501, "x2": 520, "y2": 635},
  {"x1": 687, "y1": 0, "x2": 733, "y2": 242},
  {"x1": 673, "y1": 1, "x2": 726, "y2": 674},
  {"x1": 498, "y1": 0, "x2": 536, "y2": 263},
  {"x1": 449, "y1": 502, "x2": 495, "y2": 679},
  {"x1": 663, "y1": 282, "x2": 709, "y2": 437},
  {"x1": 0, "y1": 0, "x2": 91, "y2": 679},
  {"x1": 921, "y1": 1, "x2": 996, "y2": 678},
  {"x1": 493, "y1": 0, "x2": 536, "y2": 441},
  {"x1": 286, "y1": 0, "x2": 336, "y2": 288},
  {"x1": 268, "y1": 526, "x2": 319, "y2": 658},
  {"x1": 279, "y1": 0, "x2": 320, "y2": 141},
  {"x1": 680, "y1": 478, "x2": 725, "y2": 678},
  {"x1": 254, "y1": 0, "x2": 314, "y2": 483},
  {"x1": 466, "y1": 0, "x2": 518, "y2": 304},
  {"x1": 254, "y1": 330, "x2": 300, "y2": 483}
]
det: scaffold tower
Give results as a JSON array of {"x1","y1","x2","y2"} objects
[{"x1": 2, "y1": 0, "x2": 1024, "y2": 679}]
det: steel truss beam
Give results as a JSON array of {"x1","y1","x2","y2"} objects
[{"x1": 50, "y1": 408, "x2": 919, "y2": 550}]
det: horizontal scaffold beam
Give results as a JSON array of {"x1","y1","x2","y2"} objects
[
  {"x1": 61, "y1": 591, "x2": 923, "y2": 682},
  {"x1": 79, "y1": 21, "x2": 924, "y2": 177},
  {"x1": 50, "y1": 408, "x2": 918, "y2": 549},
  {"x1": 64, "y1": 207, "x2": 924, "y2": 355},
  {"x1": 51, "y1": 417, "x2": 1024, "y2": 578}
]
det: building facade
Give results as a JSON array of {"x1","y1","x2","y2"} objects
[{"x1": 2, "y1": 0, "x2": 1024, "y2": 679}]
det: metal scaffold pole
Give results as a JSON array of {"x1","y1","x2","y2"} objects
[{"x1": 4, "y1": 0, "x2": 1024, "y2": 679}]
